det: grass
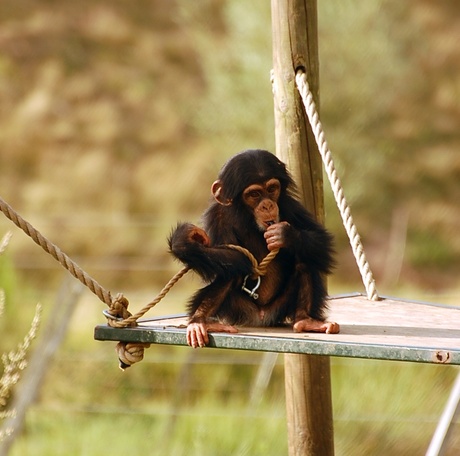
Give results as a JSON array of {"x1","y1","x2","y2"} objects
[
  {"x1": 2, "y1": 256, "x2": 460, "y2": 455},
  {"x1": 13, "y1": 400, "x2": 288, "y2": 456},
  {"x1": 2, "y1": 277, "x2": 460, "y2": 455},
  {"x1": 6, "y1": 342, "x2": 460, "y2": 456}
]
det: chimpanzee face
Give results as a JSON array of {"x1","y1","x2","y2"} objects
[{"x1": 242, "y1": 178, "x2": 280, "y2": 231}]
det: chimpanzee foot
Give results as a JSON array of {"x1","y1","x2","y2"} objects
[
  {"x1": 293, "y1": 318, "x2": 340, "y2": 334},
  {"x1": 187, "y1": 322, "x2": 238, "y2": 348}
]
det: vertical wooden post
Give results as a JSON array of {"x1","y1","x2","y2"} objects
[{"x1": 271, "y1": 1, "x2": 335, "y2": 455}]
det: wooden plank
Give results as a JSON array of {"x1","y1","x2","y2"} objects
[{"x1": 94, "y1": 295, "x2": 460, "y2": 365}]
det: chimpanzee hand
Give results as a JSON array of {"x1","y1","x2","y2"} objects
[
  {"x1": 187, "y1": 321, "x2": 238, "y2": 348},
  {"x1": 181, "y1": 224, "x2": 211, "y2": 247},
  {"x1": 190, "y1": 226, "x2": 211, "y2": 246},
  {"x1": 263, "y1": 221, "x2": 291, "y2": 251}
]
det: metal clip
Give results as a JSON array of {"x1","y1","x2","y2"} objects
[
  {"x1": 102, "y1": 309, "x2": 123, "y2": 321},
  {"x1": 242, "y1": 275, "x2": 261, "y2": 300}
]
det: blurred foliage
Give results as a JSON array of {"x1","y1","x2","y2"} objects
[
  {"x1": 319, "y1": 1, "x2": 460, "y2": 290},
  {"x1": 0, "y1": 2, "x2": 459, "y2": 454},
  {"x1": 0, "y1": 0, "x2": 458, "y2": 295}
]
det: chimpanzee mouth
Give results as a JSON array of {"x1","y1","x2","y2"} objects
[{"x1": 258, "y1": 219, "x2": 277, "y2": 232}]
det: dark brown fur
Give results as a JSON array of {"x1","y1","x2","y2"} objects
[{"x1": 168, "y1": 149, "x2": 336, "y2": 340}]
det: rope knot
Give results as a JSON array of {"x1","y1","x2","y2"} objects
[
  {"x1": 106, "y1": 293, "x2": 134, "y2": 327},
  {"x1": 115, "y1": 342, "x2": 151, "y2": 371}
]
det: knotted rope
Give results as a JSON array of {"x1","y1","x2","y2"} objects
[
  {"x1": 0, "y1": 195, "x2": 279, "y2": 316},
  {"x1": 103, "y1": 266, "x2": 191, "y2": 369},
  {"x1": 295, "y1": 69, "x2": 379, "y2": 301},
  {"x1": 0, "y1": 196, "x2": 281, "y2": 367},
  {"x1": 0, "y1": 197, "x2": 187, "y2": 368},
  {"x1": 105, "y1": 266, "x2": 191, "y2": 328},
  {"x1": 226, "y1": 245, "x2": 279, "y2": 278},
  {"x1": 115, "y1": 342, "x2": 152, "y2": 370}
]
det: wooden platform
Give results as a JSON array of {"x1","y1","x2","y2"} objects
[{"x1": 94, "y1": 294, "x2": 460, "y2": 365}]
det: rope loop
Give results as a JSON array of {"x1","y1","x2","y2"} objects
[
  {"x1": 226, "y1": 244, "x2": 279, "y2": 278},
  {"x1": 104, "y1": 244, "x2": 281, "y2": 368},
  {"x1": 0, "y1": 196, "x2": 280, "y2": 326}
]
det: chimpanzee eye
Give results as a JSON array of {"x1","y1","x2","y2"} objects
[
  {"x1": 248, "y1": 190, "x2": 261, "y2": 199},
  {"x1": 267, "y1": 184, "x2": 279, "y2": 194}
]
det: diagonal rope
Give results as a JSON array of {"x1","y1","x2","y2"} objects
[
  {"x1": 0, "y1": 196, "x2": 114, "y2": 306},
  {"x1": 0, "y1": 191, "x2": 279, "y2": 370},
  {"x1": 0, "y1": 196, "x2": 280, "y2": 329},
  {"x1": 106, "y1": 266, "x2": 190, "y2": 328},
  {"x1": 0, "y1": 195, "x2": 194, "y2": 329},
  {"x1": 226, "y1": 244, "x2": 279, "y2": 277},
  {"x1": 295, "y1": 69, "x2": 379, "y2": 301}
]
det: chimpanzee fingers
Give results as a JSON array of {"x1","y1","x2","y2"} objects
[
  {"x1": 265, "y1": 233, "x2": 286, "y2": 250},
  {"x1": 186, "y1": 323, "x2": 209, "y2": 348},
  {"x1": 293, "y1": 318, "x2": 340, "y2": 334},
  {"x1": 325, "y1": 321, "x2": 340, "y2": 334},
  {"x1": 264, "y1": 232, "x2": 280, "y2": 250},
  {"x1": 264, "y1": 221, "x2": 289, "y2": 236},
  {"x1": 187, "y1": 322, "x2": 238, "y2": 348},
  {"x1": 266, "y1": 239, "x2": 284, "y2": 251},
  {"x1": 264, "y1": 222, "x2": 290, "y2": 250},
  {"x1": 186, "y1": 326, "x2": 196, "y2": 347}
]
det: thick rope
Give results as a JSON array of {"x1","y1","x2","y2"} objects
[
  {"x1": 106, "y1": 266, "x2": 190, "y2": 328},
  {"x1": 0, "y1": 196, "x2": 279, "y2": 321},
  {"x1": 226, "y1": 244, "x2": 279, "y2": 277},
  {"x1": 0, "y1": 195, "x2": 286, "y2": 369},
  {"x1": 0, "y1": 196, "x2": 188, "y2": 369},
  {"x1": 115, "y1": 342, "x2": 151, "y2": 370},
  {"x1": 295, "y1": 70, "x2": 379, "y2": 301},
  {"x1": 109, "y1": 245, "x2": 279, "y2": 329},
  {"x1": 0, "y1": 196, "x2": 194, "y2": 327},
  {"x1": 0, "y1": 197, "x2": 114, "y2": 306},
  {"x1": 105, "y1": 268, "x2": 190, "y2": 370}
]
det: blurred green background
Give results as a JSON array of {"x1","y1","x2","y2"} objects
[{"x1": 0, "y1": 1, "x2": 459, "y2": 455}]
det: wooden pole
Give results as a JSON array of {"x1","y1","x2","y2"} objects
[{"x1": 271, "y1": 1, "x2": 335, "y2": 455}]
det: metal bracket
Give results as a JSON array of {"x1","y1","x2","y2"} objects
[
  {"x1": 242, "y1": 275, "x2": 261, "y2": 300},
  {"x1": 102, "y1": 309, "x2": 123, "y2": 321}
]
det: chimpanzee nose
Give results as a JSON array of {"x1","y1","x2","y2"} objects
[{"x1": 260, "y1": 199, "x2": 275, "y2": 212}]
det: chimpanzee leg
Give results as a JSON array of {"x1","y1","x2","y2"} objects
[
  {"x1": 293, "y1": 265, "x2": 340, "y2": 334},
  {"x1": 187, "y1": 280, "x2": 238, "y2": 348}
]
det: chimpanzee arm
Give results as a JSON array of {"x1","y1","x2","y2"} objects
[
  {"x1": 168, "y1": 222, "x2": 253, "y2": 282},
  {"x1": 286, "y1": 224, "x2": 335, "y2": 273},
  {"x1": 279, "y1": 198, "x2": 335, "y2": 273}
]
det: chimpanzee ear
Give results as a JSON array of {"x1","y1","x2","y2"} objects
[{"x1": 211, "y1": 180, "x2": 232, "y2": 206}]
